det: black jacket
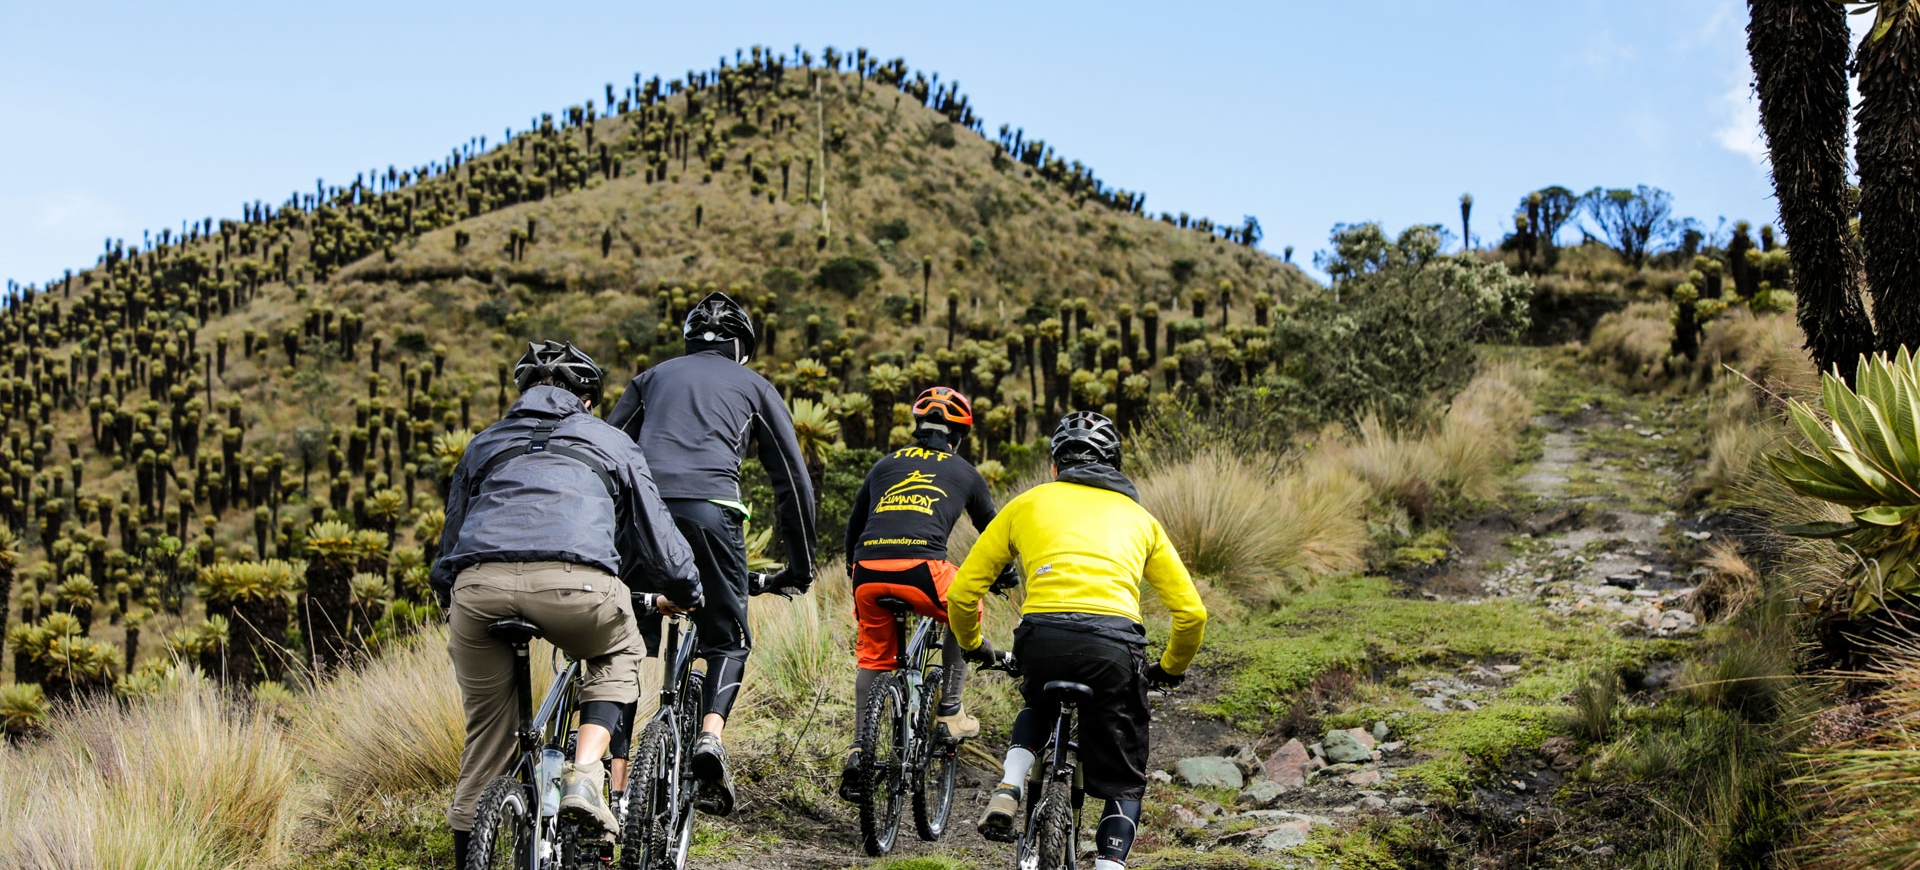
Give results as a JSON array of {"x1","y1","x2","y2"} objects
[
  {"x1": 845, "y1": 438, "x2": 996, "y2": 563},
  {"x1": 606, "y1": 348, "x2": 817, "y2": 579},
  {"x1": 430, "y1": 386, "x2": 700, "y2": 605}
]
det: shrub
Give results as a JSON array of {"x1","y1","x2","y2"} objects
[
  {"x1": 1585, "y1": 302, "x2": 1674, "y2": 387},
  {"x1": 871, "y1": 218, "x2": 911, "y2": 243},
  {"x1": 813, "y1": 256, "x2": 882, "y2": 297}
]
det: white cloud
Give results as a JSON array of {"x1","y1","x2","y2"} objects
[{"x1": 1714, "y1": 74, "x2": 1768, "y2": 166}]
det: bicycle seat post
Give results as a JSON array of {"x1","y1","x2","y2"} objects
[{"x1": 488, "y1": 617, "x2": 544, "y2": 749}]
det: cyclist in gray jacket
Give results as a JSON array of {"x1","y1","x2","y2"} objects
[
  {"x1": 435, "y1": 341, "x2": 701, "y2": 866},
  {"x1": 606, "y1": 291, "x2": 817, "y2": 817}
]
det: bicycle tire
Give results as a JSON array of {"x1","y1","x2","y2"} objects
[
  {"x1": 911, "y1": 665, "x2": 957, "y2": 841},
  {"x1": 467, "y1": 776, "x2": 533, "y2": 870},
  {"x1": 855, "y1": 670, "x2": 906, "y2": 856},
  {"x1": 1017, "y1": 774, "x2": 1075, "y2": 870},
  {"x1": 621, "y1": 719, "x2": 675, "y2": 870}
]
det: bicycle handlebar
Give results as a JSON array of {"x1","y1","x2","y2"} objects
[{"x1": 976, "y1": 650, "x2": 1020, "y2": 676}]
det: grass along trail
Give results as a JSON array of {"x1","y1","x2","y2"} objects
[{"x1": 673, "y1": 348, "x2": 1719, "y2": 869}]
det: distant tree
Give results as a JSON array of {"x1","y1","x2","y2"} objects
[
  {"x1": 1856, "y1": 0, "x2": 1920, "y2": 354},
  {"x1": 1580, "y1": 186, "x2": 1674, "y2": 266},
  {"x1": 1239, "y1": 215, "x2": 1262, "y2": 247},
  {"x1": 1459, "y1": 193, "x2": 1474, "y2": 252}
]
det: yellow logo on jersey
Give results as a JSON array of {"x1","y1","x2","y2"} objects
[{"x1": 876, "y1": 470, "x2": 948, "y2": 515}]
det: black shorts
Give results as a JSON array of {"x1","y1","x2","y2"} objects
[
  {"x1": 639, "y1": 499, "x2": 750, "y2": 663},
  {"x1": 1012, "y1": 622, "x2": 1149, "y2": 801}
]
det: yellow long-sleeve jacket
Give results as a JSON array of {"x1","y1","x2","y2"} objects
[{"x1": 948, "y1": 471, "x2": 1208, "y2": 674}]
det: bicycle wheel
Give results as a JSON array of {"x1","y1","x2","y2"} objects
[
  {"x1": 855, "y1": 671, "x2": 906, "y2": 856},
  {"x1": 467, "y1": 776, "x2": 533, "y2": 870},
  {"x1": 911, "y1": 665, "x2": 957, "y2": 841},
  {"x1": 620, "y1": 719, "x2": 676, "y2": 870},
  {"x1": 1016, "y1": 775, "x2": 1075, "y2": 870}
]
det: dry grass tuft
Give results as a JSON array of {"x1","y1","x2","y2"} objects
[
  {"x1": 0, "y1": 666, "x2": 299, "y2": 868},
  {"x1": 1797, "y1": 645, "x2": 1920, "y2": 869},
  {"x1": 1691, "y1": 543, "x2": 1764, "y2": 624},
  {"x1": 1585, "y1": 302, "x2": 1676, "y2": 388},
  {"x1": 299, "y1": 624, "x2": 469, "y2": 819}
]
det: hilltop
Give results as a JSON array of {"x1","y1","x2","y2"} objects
[{"x1": 0, "y1": 45, "x2": 1312, "y2": 693}]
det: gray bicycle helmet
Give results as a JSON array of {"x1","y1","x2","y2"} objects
[
  {"x1": 1049, "y1": 410, "x2": 1122, "y2": 470},
  {"x1": 513, "y1": 340, "x2": 603, "y2": 404},
  {"x1": 683, "y1": 291, "x2": 757, "y2": 361}
]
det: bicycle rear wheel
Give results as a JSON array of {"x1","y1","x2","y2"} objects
[
  {"x1": 1016, "y1": 774, "x2": 1075, "y2": 870},
  {"x1": 911, "y1": 665, "x2": 957, "y2": 841},
  {"x1": 620, "y1": 719, "x2": 676, "y2": 870},
  {"x1": 468, "y1": 776, "x2": 533, "y2": 870},
  {"x1": 855, "y1": 671, "x2": 906, "y2": 856}
]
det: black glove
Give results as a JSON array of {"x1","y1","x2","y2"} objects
[
  {"x1": 770, "y1": 566, "x2": 813, "y2": 596},
  {"x1": 962, "y1": 637, "x2": 997, "y2": 665},
  {"x1": 1145, "y1": 662, "x2": 1185, "y2": 690},
  {"x1": 990, "y1": 565, "x2": 1022, "y2": 596}
]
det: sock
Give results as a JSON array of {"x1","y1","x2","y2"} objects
[
  {"x1": 1000, "y1": 747, "x2": 1036, "y2": 789},
  {"x1": 452, "y1": 829, "x2": 471, "y2": 868},
  {"x1": 854, "y1": 667, "x2": 884, "y2": 721},
  {"x1": 939, "y1": 626, "x2": 966, "y2": 711},
  {"x1": 1094, "y1": 861, "x2": 1125, "y2": 870}
]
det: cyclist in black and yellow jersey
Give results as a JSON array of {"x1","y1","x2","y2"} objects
[
  {"x1": 836, "y1": 386, "x2": 1017, "y2": 802},
  {"x1": 948, "y1": 411, "x2": 1208, "y2": 870}
]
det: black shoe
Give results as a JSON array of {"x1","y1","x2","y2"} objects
[
  {"x1": 838, "y1": 748, "x2": 865, "y2": 802},
  {"x1": 690, "y1": 733, "x2": 737, "y2": 817}
]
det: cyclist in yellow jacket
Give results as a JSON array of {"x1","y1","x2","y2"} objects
[{"x1": 948, "y1": 411, "x2": 1207, "y2": 870}]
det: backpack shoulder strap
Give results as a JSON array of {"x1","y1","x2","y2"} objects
[{"x1": 475, "y1": 418, "x2": 618, "y2": 499}]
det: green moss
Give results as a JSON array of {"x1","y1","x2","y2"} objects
[
  {"x1": 1208, "y1": 576, "x2": 1653, "y2": 724},
  {"x1": 1397, "y1": 702, "x2": 1564, "y2": 800},
  {"x1": 1388, "y1": 528, "x2": 1454, "y2": 570},
  {"x1": 865, "y1": 857, "x2": 980, "y2": 870}
]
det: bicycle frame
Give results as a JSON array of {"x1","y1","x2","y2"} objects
[{"x1": 504, "y1": 638, "x2": 585, "y2": 870}]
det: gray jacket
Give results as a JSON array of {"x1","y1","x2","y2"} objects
[
  {"x1": 430, "y1": 386, "x2": 701, "y2": 605},
  {"x1": 606, "y1": 347, "x2": 818, "y2": 580}
]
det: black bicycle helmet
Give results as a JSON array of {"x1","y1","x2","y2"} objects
[
  {"x1": 683, "y1": 291, "x2": 757, "y2": 361},
  {"x1": 513, "y1": 340, "x2": 604, "y2": 404},
  {"x1": 1049, "y1": 410, "x2": 1122, "y2": 470}
]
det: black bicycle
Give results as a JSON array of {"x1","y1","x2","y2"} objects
[
  {"x1": 466, "y1": 617, "x2": 608, "y2": 870},
  {"x1": 977, "y1": 653, "x2": 1087, "y2": 870},
  {"x1": 619, "y1": 598, "x2": 704, "y2": 870},
  {"x1": 847, "y1": 595, "x2": 961, "y2": 856}
]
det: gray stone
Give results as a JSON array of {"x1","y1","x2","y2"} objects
[
  {"x1": 1380, "y1": 741, "x2": 1405, "y2": 753},
  {"x1": 1196, "y1": 800, "x2": 1224, "y2": 818},
  {"x1": 1372, "y1": 720, "x2": 1391, "y2": 741},
  {"x1": 1148, "y1": 769, "x2": 1172, "y2": 784},
  {"x1": 1421, "y1": 696, "x2": 1448, "y2": 712},
  {"x1": 1456, "y1": 698, "x2": 1481, "y2": 712},
  {"x1": 1346, "y1": 769, "x2": 1382, "y2": 787},
  {"x1": 1359, "y1": 796, "x2": 1389, "y2": 811},
  {"x1": 1323, "y1": 728, "x2": 1373, "y2": 763},
  {"x1": 1237, "y1": 779, "x2": 1289, "y2": 807},
  {"x1": 1261, "y1": 739, "x2": 1310, "y2": 789},
  {"x1": 1176, "y1": 756, "x2": 1244, "y2": 790},
  {"x1": 1170, "y1": 805, "x2": 1210, "y2": 830},
  {"x1": 1259, "y1": 821, "x2": 1312, "y2": 851}
]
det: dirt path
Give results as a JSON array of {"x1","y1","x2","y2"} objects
[{"x1": 693, "y1": 355, "x2": 1710, "y2": 869}]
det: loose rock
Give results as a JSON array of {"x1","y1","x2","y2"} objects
[
  {"x1": 1237, "y1": 779, "x2": 1289, "y2": 808},
  {"x1": 1259, "y1": 821, "x2": 1312, "y2": 851},
  {"x1": 1323, "y1": 728, "x2": 1374, "y2": 763},
  {"x1": 1346, "y1": 769, "x2": 1383, "y2": 787},
  {"x1": 1176, "y1": 756, "x2": 1244, "y2": 790},
  {"x1": 1261, "y1": 738, "x2": 1310, "y2": 789}
]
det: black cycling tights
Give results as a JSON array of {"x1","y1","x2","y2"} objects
[
  {"x1": 1096, "y1": 799, "x2": 1141, "y2": 866},
  {"x1": 703, "y1": 655, "x2": 748, "y2": 721}
]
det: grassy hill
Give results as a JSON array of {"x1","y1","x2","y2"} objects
[{"x1": 0, "y1": 47, "x2": 1311, "y2": 702}]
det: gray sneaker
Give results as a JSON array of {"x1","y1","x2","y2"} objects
[{"x1": 557, "y1": 759, "x2": 620, "y2": 836}]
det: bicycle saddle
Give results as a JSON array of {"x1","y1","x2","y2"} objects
[
  {"x1": 875, "y1": 595, "x2": 913, "y2": 612},
  {"x1": 1043, "y1": 680, "x2": 1094, "y2": 702},
  {"x1": 487, "y1": 617, "x2": 544, "y2": 645}
]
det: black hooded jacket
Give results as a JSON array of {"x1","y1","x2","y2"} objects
[
  {"x1": 606, "y1": 347, "x2": 817, "y2": 579},
  {"x1": 431, "y1": 386, "x2": 701, "y2": 605}
]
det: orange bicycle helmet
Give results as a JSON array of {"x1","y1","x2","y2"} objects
[{"x1": 910, "y1": 385, "x2": 974, "y2": 428}]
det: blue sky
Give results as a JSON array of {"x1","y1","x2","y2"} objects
[{"x1": 0, "y1": 1, "x2": 1860, "y2": 287}]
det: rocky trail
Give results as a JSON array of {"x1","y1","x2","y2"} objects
[{"x1": 696, "y1": 356, "x2": 1713, "y2": 869}]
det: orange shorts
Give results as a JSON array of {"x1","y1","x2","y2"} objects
[{"x1": 852, "y1": 559, "x2": 978, "y2": 671}]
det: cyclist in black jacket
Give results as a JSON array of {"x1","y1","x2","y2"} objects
[
  {"x1": 434, "y1": 341, "x2": 701, "y2": 866},
  {"x1": 837, "y1": 386, "x2": 1014, "y2": 802},
  {"x1": 605, "y1": 291, "x2": 817, "y2": 817}
]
